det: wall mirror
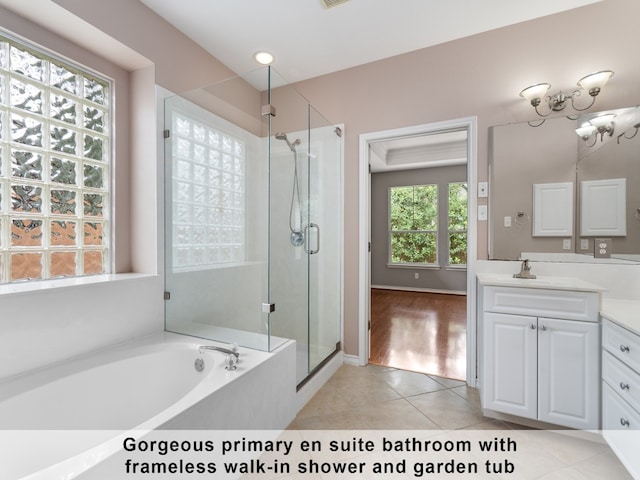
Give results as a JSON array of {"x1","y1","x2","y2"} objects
[{"x1": 489, "y1": 105, "x2": 640, "y2": 263}]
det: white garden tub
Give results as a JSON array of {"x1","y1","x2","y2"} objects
[{"x1": 0, "y1": 332, "x2": 296, "y2": 479}]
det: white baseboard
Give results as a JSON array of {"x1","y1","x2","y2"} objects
[
  {"x1": 371, "y1": 285, "x2": 466, "y2": 296},
  {"x1": 343, "y1": 353, "x2": 361, "y2": 366}
]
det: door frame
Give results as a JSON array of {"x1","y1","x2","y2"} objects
[{"x1": 358, "y1": 116, "x2": 478, "y2": 387}]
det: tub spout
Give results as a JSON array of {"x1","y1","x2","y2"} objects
[{"x1": 198, "y1": 345, "x2": 239, "y2": 358}]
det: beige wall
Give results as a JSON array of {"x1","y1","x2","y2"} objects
[
  {"x1": 11, "y1": 0, "x2": 640, "y2": 357},
  {"x1": 290, "y1": 0, "x2": 640, "y2": 355}
]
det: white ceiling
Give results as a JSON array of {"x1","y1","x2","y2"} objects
[{"x1": 140, "y1": 0, "x2": 600, "y2": 88}]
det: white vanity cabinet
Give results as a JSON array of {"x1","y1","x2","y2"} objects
[
  {"x1": 599, "y1": 303, "x2": 640, "y2": 479},
  {"x1": 480, "y1": 283, "x2": 601, "y2": 430}
]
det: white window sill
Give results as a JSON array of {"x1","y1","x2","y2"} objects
[
  {"x1": 0, "y1": 273, "x2": 159, "y2": 298},
  {"x1": 385, "y1": 263, "x2": 468, "y2": 272},
  {"x1": 386, "y1": 263, "x2": 441, "y2": 270},
  {"x1": 446, "y1": 265, "x2": 467, "y2": 271}
]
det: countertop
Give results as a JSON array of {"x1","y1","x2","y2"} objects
[
  {"x1": 600, "y1": 298, "x2": 640, "y2": 336},
  {"x1": 477, "y1": 273, "x2": 607, "y2": 293}
]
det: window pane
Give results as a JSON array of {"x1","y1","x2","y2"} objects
[
  {"x1": 51, "y1": 157, "x2": 77, "y2": 185},
  {"x1": 50, "y1": 251, "x2": 76, "y2": 277},
  {"x1": 11, "y1": 219, "x2": 42, "y2": 247},
  {"x1": 11, "y1": 252, "x2": 42, "y2": 281},
  {"x1": 448, "y1": 182, "x2": 468, "y2": 230},
  {"x1": 11, "y1": 79, "x2": 43, "y2": 114},
  {"x1": 11, "y1": 113, "x2": 43, "y2": 147},
  {"x1": 413, "y1": 185, "x2": 438, "y2": 230},
  {"x1": 51, "y1": 220, "x2": 77, "y2": 246},
  {"x1": 449, "y1": 232, "x2": 467, "y2": 265},
  {"x1": 10, "y1": 44, "x2": 43, "y2": 81},
  {"x1": 391, "y1": 232, "x2": 437, "y2": 264},
  {"x1": 83, "y1": 250, "x2": 103, "y2": 274},
  {"x1": 11, "y1": 150, "x2": 42, "y2": 180}
]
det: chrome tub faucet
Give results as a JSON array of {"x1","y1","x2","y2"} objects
[{"x1": 198, "y1": 344, "x2": 239, "y2": 370}]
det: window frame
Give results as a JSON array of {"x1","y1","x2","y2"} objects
[{"x1": 0, "y1": 31, "x2": 113, "y2": 284}]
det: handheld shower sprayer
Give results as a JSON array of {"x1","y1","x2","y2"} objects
[{"x1": 275, "y1": 132, "x2": 305, "y2": 247}]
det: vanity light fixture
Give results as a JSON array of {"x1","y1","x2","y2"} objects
[
  {"x1": 617, "y1": 122, "x2": 640, "y2": 144},
  {"x1": 254, "y1": 51, "x2": 274, "y2": 65},
  {"x1": 575, "y1": 113, "x2": 616, "y2": 146},
  {"x1": 520, "y1": 70, "x2": 614, "y2": 118}
]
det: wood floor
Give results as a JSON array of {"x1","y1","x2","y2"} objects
[{"x1": 369, "y1": 288, "x2": 467, "y2": 381}]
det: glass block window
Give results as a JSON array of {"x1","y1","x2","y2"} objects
[
  {"x1": 389, "y1": 184, "x2": 438, "y2": 265},
  {"x1": 170, "y1": 112, "x2": 245, "y2": 269},
  {"x1": 0, "y1": 34, "x2": 110, "y2": 283}
]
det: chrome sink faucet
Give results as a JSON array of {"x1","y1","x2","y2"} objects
[{"x1": 513, "y1": 259, "x2": 536, "y2": 279}]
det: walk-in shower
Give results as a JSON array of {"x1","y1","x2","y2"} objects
[
  {"x1": 275, "y1": 132, "x2": 305, "y2": 247},
  {"x1": 163, "y1": 66, "x2": 342, "y2": 385}
]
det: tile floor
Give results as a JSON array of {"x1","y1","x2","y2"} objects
[{"x1": 287, "y1": 364, "x2": 633, "y2": 479}]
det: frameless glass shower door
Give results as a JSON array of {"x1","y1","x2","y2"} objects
[{"x1": 163, "y1": 66, "x2": 341, "y2": 385}]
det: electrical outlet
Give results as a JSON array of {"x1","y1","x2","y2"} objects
[
  {"x1": 580, "y1": 239, "x2": 589, "y2": 250},
  {"x1": 414, "y1": 272, "x2": 419, "y2": 279},
  {"x1": 504, "y1": 216, "x2": 511, "y2": 227},
  {"x1": 563, "y1": 239, "x2": 571, "y2": 250}
]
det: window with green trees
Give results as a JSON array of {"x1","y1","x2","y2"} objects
[
  {"x1": 448, "y1": 182, "x2": 468, "y2": 265},
  {"x1": 389, "y1": 184, "x2": 438, "y2": 264}
]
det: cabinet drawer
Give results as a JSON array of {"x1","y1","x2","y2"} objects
[
  {"x1": 603, "y1": 350, "x2": 640, "y2": 414},
  {"x1": 603, "y1": 319, "x2": 640, "y2": 374},
  {"x1": 603, "y1": 381, "x2": 640, "y2": 430},
  {"x1": 483, "y1": 286, "x2": 599, "y2": 321}
]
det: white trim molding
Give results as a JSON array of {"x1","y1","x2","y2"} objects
[{"x1": 359, "y1": 117, "x2": 478, "y2": 386}]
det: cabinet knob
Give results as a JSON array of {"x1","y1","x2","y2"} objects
[
  {"x1": 620, "y1": 382, "x2": 630, "y2": 391},
  {"x1": 620, "y1": 418, "x2": 630, "y2": 427},
  {"x1": 539, "y1": 325, "x2": 547, "y2": 331},
  {"x1": 530, "y1": 324, "x2": 536, "y2": 330},
  {"x1": 620, "y1": 345, "x2": 630, "y2": 353}
]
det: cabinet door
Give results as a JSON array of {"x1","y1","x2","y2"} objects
[
  {"x1": 538, "y1": 317, "x2": 600, "y2": 429},
  {"x1": 483, "y1": 312, "x2": 537, "y2": 419}
]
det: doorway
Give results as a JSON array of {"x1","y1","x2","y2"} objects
[{"x1": 358, "y1": 118, "x2": 478, "y2": 386}]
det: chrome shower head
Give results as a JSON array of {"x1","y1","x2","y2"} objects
[{"x1": 275, "y1": 132, "x2": 301, "y2": 152}]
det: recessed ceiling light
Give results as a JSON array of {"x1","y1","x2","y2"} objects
[{"x1": 254, "y1": 51, "x2": 274, "y2": 65}]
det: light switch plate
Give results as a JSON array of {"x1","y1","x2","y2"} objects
[
  {"x1": 478, "y1": 182, "x2": 488, "y2": 198},
  {"x1": 478, "y1": 205, "x2": 487, "y2": 221},
  {"x1": 580, "y1": 239, "x2": 589, "y2": 250},
  {"x1": 504, "y1": 216, "x2": 511, "y2": 227},
  {"x1": 563, "y1": 239, "x2": 571, "y2": 250}
]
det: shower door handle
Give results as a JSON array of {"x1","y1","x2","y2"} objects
[{"x1": 305, "y1": 223, "x2": 320, "y2": 254}]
